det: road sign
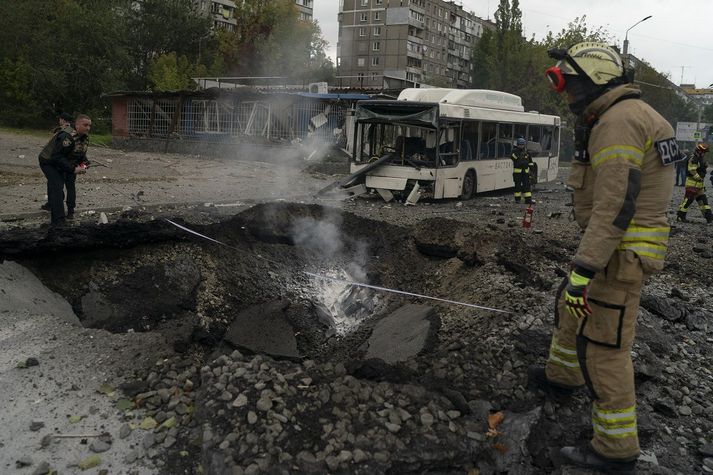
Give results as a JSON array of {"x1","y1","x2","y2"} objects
[{"x1": 677, "y1": 121, "x2": 713, "y2": 142}]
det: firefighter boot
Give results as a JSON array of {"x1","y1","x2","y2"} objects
[
  {"x1": 527, "y1": 366, "x2": 579, "y2": 397},
  {"x1": 676, "y1": 210, "x2": 687, "y2": 222},
  {"x1": 705, "y1": 209, "x2": 713, "y2": 224},
  {"x1": 40, "y1": 202, "x2": 51, "y2": 211},
  {"x1": 560, "y1": 445, "x2": 636, "y2": 474}
]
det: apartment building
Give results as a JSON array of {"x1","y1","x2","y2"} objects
[
  {"x1": 336, "y1": 0, "x2": 492, "y2": 90},
  {"x1": 681, "y1": 84, "x2": 713, "y2": 108},
  {"x1": 194, "y1": 0, "x2": 237, "y2": 31},
  {"x1": 295, "y1": 0, "x2": 314, "y2": 21}
]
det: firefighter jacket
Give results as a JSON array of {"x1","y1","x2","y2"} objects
[
  {"x1": 40, "y1": 126, "x2": 89, "y2": 173},
  {"x1": 685, "y1": 153, "x2": 707, "y2": 188},
  {"x1": 511, "y1": 147, "x2": 532, "y2": 173},
  {"x1": 567, "y1": 84, "x2": 676, "y2": 274}
]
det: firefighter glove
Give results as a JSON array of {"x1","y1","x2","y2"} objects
[{"x1": 564, "y1": 269, "x2": 592, "y2": 320}]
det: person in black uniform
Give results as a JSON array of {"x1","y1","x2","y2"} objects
[
  {"x1": 511, "y1": 137, "x2": 533, "y2": 204},
  {"x1": 38, "y1": 114, "x2": 91, "y2": 225},
  {"x1": 40, "y1": 112, "x2": 75, "y2": 211}
]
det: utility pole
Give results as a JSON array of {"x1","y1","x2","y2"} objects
[{"x1": 679, "y1": 66, "x2": 690, "y2": 85}]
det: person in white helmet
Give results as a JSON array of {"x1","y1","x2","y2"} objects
[{"x1": 529, "y1": 41, "x2": 680, "y2": 473}]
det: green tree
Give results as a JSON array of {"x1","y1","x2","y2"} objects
[
  {"x1": 0, "y1": 0, "x2": 131, "y2": 127},
  {"x1": 148, "y1": 53, "x2": 198, "y2": 91},
  {"x1": 123, "y1": 0, "x2": 213, "y2": 90},
  {"x1": 218, "y1": 0, "x2": 331, "y2": 83},
  {"x1": 704, "y1": 104, "x2": 713, "y2": 123}
]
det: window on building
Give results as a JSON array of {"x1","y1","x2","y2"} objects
[
  {"x1": 360, "y1": 12, "x2": 368, "y2": 21},
  {"x1": 371, "y1": 56, "x2": 379, "y2": 66},
  {"x1": 374, "y1": 11, "x2": 381, "y2": 21},
  {"x1": 375, "y1": 0, "x2": 383, "y2": 4},
  {"x1": 373, "y1": 26, "x2": 381, "y2": 36},
  {"x1": 359, "y1": 27, "x2": 366, "y2": 36},
  {"x1": 373, "y1": 41, "x2": 381, "y2": 51},
  {"x1": 358, "y1": 57, "x2": 366, "y2": 67},
  {"x1": 361, "y1": 0, "x2": 369, "y2": 6}
]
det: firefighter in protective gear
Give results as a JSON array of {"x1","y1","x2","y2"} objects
[
  {"x1": 532, "y1": 42, "x2": 677, "y2": 473},
  {"x1": 511, "y1": 137, "x2": 533, "y2": 204},
  {"x1": 676, "y1": 143, "x2": 712, "y2": 223}
]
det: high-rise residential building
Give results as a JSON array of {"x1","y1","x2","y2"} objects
[
  {"x1": 295, "y1": 0, "x2": 314, "y2": 21},
  {"x1": 337, "y1": 0, "x2": 493, "y2": 90},
  {"x1": 194, "y1": 0, "x2": 237, "y2": 31}
]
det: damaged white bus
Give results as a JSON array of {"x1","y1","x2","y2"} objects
[{"x1": 341, "y1": 88, "x2": 560, "y2": 203}]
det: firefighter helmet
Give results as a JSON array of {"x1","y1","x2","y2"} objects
[
  {"x1": 696, "y1": 143, "x2": 709, "y2": 154},
  {"x1": 554, "y1": 42, "x2": 625, "y2": 86}
]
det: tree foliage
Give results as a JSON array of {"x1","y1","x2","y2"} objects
[
  {"x1": 0, "y1": 0, "x2": 332, "y2": 128},
  {"x1": 148, "y1": 53, "x2": 199, "y2": 91},
  {"x1": 218, "y1": 1, "x2": 333, "y2": 84},
  {"x1": 472, "y1": 9, "x2": 695, "y2": 158}
]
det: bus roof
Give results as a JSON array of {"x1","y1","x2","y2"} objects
[{"x1": 398, "y1": 88, "x2": 525, "y2": 112}]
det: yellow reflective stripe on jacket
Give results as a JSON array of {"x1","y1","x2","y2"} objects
[
  {"x1": 548, "y1": 339, "x2": 579, "y2": 368},
  {"x1": 619, "y1": 226, "x2": 670, "y2": 242},
  {"x1": 592, "y1": 403, "x2": 637, "y2": 439},
  {"x1": 617, "y1": 223, "x2": 670, "y2": 261},
  {"x1": 616, "y1": 242, "x2": 667, "y2": 260},
  {"x1": 591, "y1": 145, "x2": 644, "y2": 169}
]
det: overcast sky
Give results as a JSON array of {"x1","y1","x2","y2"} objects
[{"x1": 314, "y1": 0, "x2": 713, "y2": 89}]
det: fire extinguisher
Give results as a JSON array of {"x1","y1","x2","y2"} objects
[{"x1": 522, "y1": 205, "x2": 534, "y2": 228}]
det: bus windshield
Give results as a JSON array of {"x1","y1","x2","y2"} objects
[{"x1": 356, "y1": 122, "x2": 437, "y2": 166}]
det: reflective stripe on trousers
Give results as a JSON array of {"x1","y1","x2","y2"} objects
[
  {"x1": 592, "y1": 402, "x2": 637, "y2": 439},
  {"x1": 548, "y1": 337, "x2": 579, "y2": 369}
]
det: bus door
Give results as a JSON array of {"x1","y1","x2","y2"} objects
[{"x1": 433, "y1": 122, "x2": 462, "y2": 198}]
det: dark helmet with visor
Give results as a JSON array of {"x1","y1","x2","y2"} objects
[{"x1": 545, "y1": 42, "x2": 628, "y2": 115}]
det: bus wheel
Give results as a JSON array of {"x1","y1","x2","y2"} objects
[{"x1": 461, "y1": 170, "x2": 477, "y2": 200}]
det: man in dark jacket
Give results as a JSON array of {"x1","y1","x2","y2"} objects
[
  {"x1": 38, "y1": 114, "x2": 91, "y2": 225},
  {"x1": 40, "y1": 112, "x2": 75, "y2": 211}
]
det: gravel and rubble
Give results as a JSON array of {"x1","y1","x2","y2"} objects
[{"x1": 2, "y1": 128, "x2": 713, "y2": 474}]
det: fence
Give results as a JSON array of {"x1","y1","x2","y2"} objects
[{"x1": 125, "y1": 94, "x2": 352, "y2": 146}]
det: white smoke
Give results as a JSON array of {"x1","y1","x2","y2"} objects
[{"x1": 289, "y1": 208, "x2": 376, "y2": 335}]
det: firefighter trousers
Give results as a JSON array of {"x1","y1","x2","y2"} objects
[
  {"x1": 678, "y1": 186, "x2": 712, "y2": 219},
  {"x1": 512, "y1": 171, "x2": 532, "y2": 203},
  {"x1": 545, "y1": 250, "x2": 644, "y2": 461}
]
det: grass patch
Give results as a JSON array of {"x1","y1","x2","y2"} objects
[
  {"x1": 0, "y1": 126, "x2": 112, "y2": 147},
  {"x1": 89, "y1": 134, "x2": 112, "y2": 147}
]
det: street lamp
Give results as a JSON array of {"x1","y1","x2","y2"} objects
[{"x1": 622, "y1": 15, "x2": 652, "y2": 57}]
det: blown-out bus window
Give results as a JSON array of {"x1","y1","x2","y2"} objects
[
  {"x1": 497, "y1": 122, "x2": 514, "y2": 158},
  {"x1": 481, "y1": 122, "x2": 497, "y2": 159},
  {"x1": 461, "y1": 121, "x2": 478, "y2": 161}
]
